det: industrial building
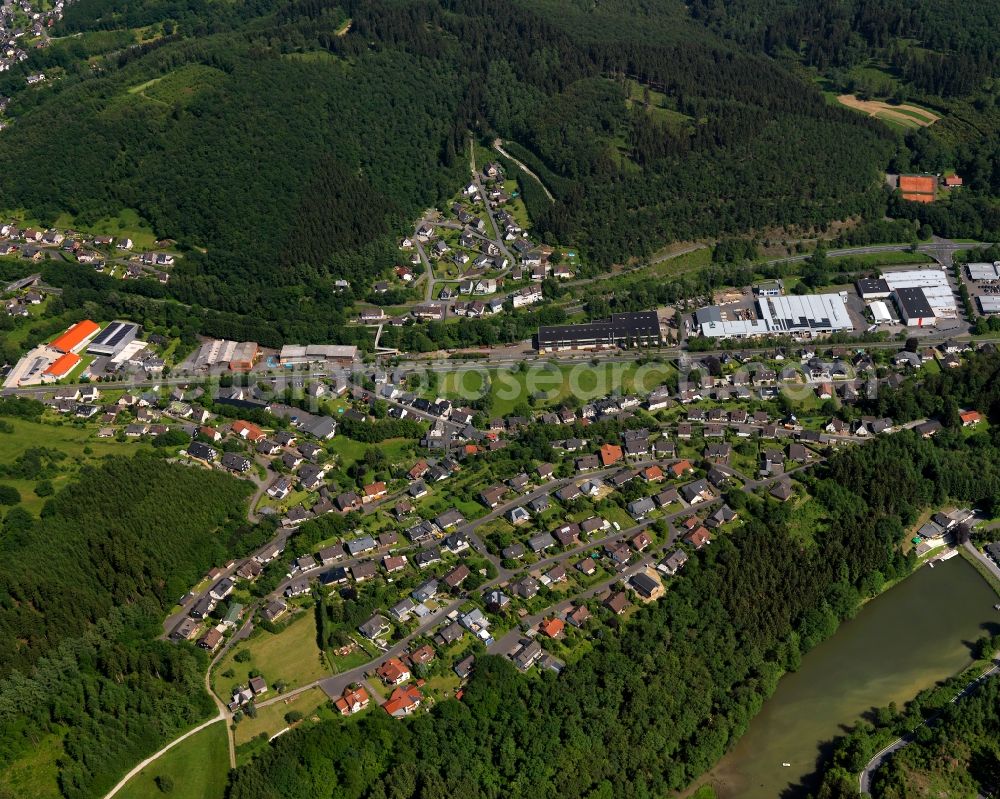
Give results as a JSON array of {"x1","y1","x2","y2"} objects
[
  {"x1": 856, "y1": 278, "x2": 891, "y2": 299},
  {"x1": 978, "y1": 296, "x2": 1000, "y2": 314},
  {"x1": 51, "y1": 320, "x2": 100, "y2": 354},
  {"x1": 87, "y1": 321, "x2": 139, "y2": 357},
  {"x1": 697, "y1": 293, "x2": 852, "y2": 339},
  {"x1": 192, "y1": 339, "x2": 260, "y2": 371},
  {"x1": 229, "y1": 341, "x2": 260, "y2": 371},
  {"x1": 42, "y1": 352, "x2": 80, "y2": 381},
  {"x1": 893, "y1": 287, "x2": 936, "y2": 327},
  {"x1": 536, "y1": 311, "x2": 661, "y2": 352},
  {"x1": 881, "y1": 270, "x2": 957, "y2": 327},
  {"x1": 194, "y1": 339, "x2": 238, "y2": 370},
  {"x1": 966, "y1": 263, "x2": 1000, "y2": 281},
  {"x1": 868, "y1": 301, "x2": 893, "y2": 325},
  {"x1": 758, "y1": 294, "x2": 852, "y2": 334},
  {"x1": 279, "y1": 344, "x2": 359, "y2": 367}
]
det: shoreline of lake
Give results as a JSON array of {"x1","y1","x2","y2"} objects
[{"x1": 687, "y1": 555, "x2": 1000, "y2": 799}]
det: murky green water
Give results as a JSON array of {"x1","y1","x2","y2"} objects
[{"x1": 703, "y1": 556, "x2": 999, "y2": 798}]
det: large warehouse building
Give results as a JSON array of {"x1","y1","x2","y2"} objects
[
  {"x1": 698, "y1": 293, "x2": 852, "y2": 339},
  {"x1": 978, "y1": 296, "x2": 1000, "y2": 314},
  {"x1": 966, "y1": 263, "x2": 1000, "y2": 281},
  {"x1": 537, "y1": 311, "x2": 661, "y2": 352},
  {"x1": 87, "y1": 321, "x2": 139, "y2": 357},
  {"x1": 51, "y1": 320, "x2": 100, "y2": 354},
  {"x1": 279, "y1": 344, "x2": 359, "y2": 367},
  {"x1": 881, "y1": 269, "x2": 957, "y2": 327}
]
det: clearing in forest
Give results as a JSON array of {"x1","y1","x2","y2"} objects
[{"x1": 836, "y1": 95, "x2": 940, "y2": 129}]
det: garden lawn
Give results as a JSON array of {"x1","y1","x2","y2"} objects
[
  {"x1": 212, "y1": 611, "x2": 329, "y2": 700},
  {"x1": 234, "y1": 687, "x2": 329, "y2": 746},
  {"x1": 447, "y1": 362, "x2": 675, "y2": 416}
]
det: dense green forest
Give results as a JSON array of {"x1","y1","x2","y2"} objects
[
  {"x1": 686, "y1": 0, "x2": 1000, "y2": 238},
  {"x1": 0, "y1": 0, "x2": 899, "y2": 335},
  {"x1": 226, "y1": 356, "x2": 1000, "y2": 799},
  {"x1": 0, "y1": 454, "x2": 254, "y2": 798}
]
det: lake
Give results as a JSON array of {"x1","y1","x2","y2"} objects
[{"x1": 701, "y1": 555, "x2": 1000, "y2": 799}]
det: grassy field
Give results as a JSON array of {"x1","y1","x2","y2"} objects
[
  {"x1": 441, "y1": 362, "x2": 675, "y2": 416},
  {"x1": 115, "y1": 721, "x2": 229, "y2": 799},
  {"x1": 785, "y1": 494, "x2": 828, "y2": 545},
  {"x1": 624, "y1": 79, "x2": 692, "y2": 128},
  {"x1": 234, "y1": 687, "x2": 329, "y2": 746},
  {"x1": 0, "y1": 417, "x2": 139, "y2": 514},
  {"x1": 128, "y1": 64, "x2": 227, "y2": 108},
  {"x1": 827, "y1": 250, "x2": 933, "y2": 267},
  {"x1": 212, "y1": 612, "x2": 329, "y2": 700}
]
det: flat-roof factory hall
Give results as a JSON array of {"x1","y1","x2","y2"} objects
[{"x1": 536, "y1": 311, "x2": 662, "y2": 352}]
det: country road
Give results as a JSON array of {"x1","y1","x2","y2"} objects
[{"x1": 858, "y1": 659, "x2": 1000, "y2": 795}]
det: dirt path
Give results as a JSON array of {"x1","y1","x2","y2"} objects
[
  {"x1": 493, "y1": 139, "x2": 555, "y2": 202},
  {"x1": 102, "y1": 714, "x2": 226, "y2": 799}
]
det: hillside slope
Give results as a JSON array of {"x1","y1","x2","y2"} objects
[{"x1": 0, "y1": 0, "x2": 895, "y2": 323}]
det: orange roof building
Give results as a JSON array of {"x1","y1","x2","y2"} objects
[
  {"x1": 383, "y1": 684, "x2": 422, "y2": 717},
  {"x1": 50, "y1": 320, "x2": 100, "y2": 353},
  {"x1": 685, "y1": 526, "x2": 712, "y2": 549},
  {"x1": 642, "y1": 465, "x2": 664, "y2": 482},
  {"x1": 669, "y1": 460, "x2": 693, "y2": 477},
  {"x1": 540, "y1": 618, "x2": 564, "y2": 638},
  {"x1": 599, "y1": 443, "x2": 623, "y2": 467},
  {"x1": 375, "y1": 656, "x2": 411, "y2": 685},
  {"x1": 899, "y1": 174, "x2": 937, "y2": 203},
  {"x1": 944, "y1": 174, "x2": 963, "y2": 187},
  {"x1": 334, "y1": 686, "x2": 370, "y2": 716},
  {"x1": 232, "y1": 420, "x2": 265, "y2": 441},
  {"x1": 959, "y1": 410, "x2": 982, "y2": 426},
  {"x1": 43, "y1": 352, "x2": 81, "y2": 379}
]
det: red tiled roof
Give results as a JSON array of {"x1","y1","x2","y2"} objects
[{"x1": 599, "y1": 444, "x2": 623, "y2": 466}]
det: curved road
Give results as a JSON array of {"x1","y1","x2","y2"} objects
[{"x1": 858, "y1": 659, "x2": 999, "y2": 795}]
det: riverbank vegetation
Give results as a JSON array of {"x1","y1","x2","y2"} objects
[{"x1": 227, "y1": 355, "x2": 1000, "y2": 799}]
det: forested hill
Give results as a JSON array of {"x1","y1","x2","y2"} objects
[{"x1": 0, "y1": 0, "x2": 893, "y2": 323}]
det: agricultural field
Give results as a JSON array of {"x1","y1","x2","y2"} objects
[
  {"x1": 115, "y1": 721, "x2": 229, "y2": 799},
  {"x1": 212, "y1": 611, "x2": 329, "y2": 700},
  {"x1": 835, "y1": 94, "x2": 940, "y2": 130}
]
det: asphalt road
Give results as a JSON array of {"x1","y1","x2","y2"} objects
[{"x1": 858, "y1": 659, "x2": 1000, "y2": 795}]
